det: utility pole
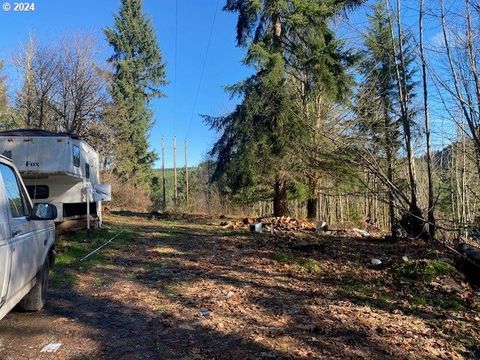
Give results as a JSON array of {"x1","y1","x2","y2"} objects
[
  {"x1": 173, "y1": 136, "x2": 178, "y2": 206},
  {"x1": 185, "y1": 138, "x2": 189, "y2": 206},
  {"x1": 161, "y1": 137, "x2": 166, "y2": 210}
]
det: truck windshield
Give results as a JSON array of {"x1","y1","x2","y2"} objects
[{"x1": 0, "y1": 164, "x2": 30, "y2": 218}]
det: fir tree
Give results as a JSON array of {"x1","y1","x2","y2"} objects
[
  {"x1": 105, "y1": 0, "x2": 167, "y2": 188},
  {"x1": 357, "y1": 2, "x2": 399, "y2": 233},
  {"x1": 206, "y1": 0, "x2": 363, "y2": 216},
  {"x1": 356, "y1": 1, "x2": 418, "y2": 236}
]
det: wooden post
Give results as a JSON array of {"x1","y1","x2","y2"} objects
[
  {"x1": 86, "y1": 184, "x2": 90, "y2": 237},
  {"x1": 173, "y1": 137, "x2": 178, "y2": 206},
  {"x1": 161, "y1": 137, "x2": 166, "y2": 210}
]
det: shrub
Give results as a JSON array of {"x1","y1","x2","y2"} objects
[{"x1": 392, "y1": 259, "x2": 452, "y2": 282}]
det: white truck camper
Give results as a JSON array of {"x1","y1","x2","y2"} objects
[{"x1": 0, "y1": 129, "x2": 111, "y2": 229}]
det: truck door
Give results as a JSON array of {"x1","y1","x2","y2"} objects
[
  {"x1": 0, "y1": 163, "x2": 42, "y2": 298},
  {"x1": 0, "y1": 172, "x2": 12, "y2": 306}
]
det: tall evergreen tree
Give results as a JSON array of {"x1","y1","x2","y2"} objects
[
  {"x1": 357, "y1": 2, "x2": 399, "y2": 234},
  {"x1": 206, "y1": 0, "x2": 363, "y2": 217},
  {"x1": 289, "y1": 3, "x2": 359, "y2": 219},
  {"x1": 105, "y1": 0, "x2": 167, "y2": 187},
  {"x1": 356, "y1": 1, "x2": 419, "y2": 236},
  {"x1": 389, "y1": 0, "x2": 423, "y2": 237}
]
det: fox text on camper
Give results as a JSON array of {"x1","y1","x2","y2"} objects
[{"x1": 25, "y1": 161, "x2": 39, "y2": 167}]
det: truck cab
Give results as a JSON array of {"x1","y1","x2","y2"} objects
[{"x1": 0, "y1": 155, "x2": 57, "y2": 320}]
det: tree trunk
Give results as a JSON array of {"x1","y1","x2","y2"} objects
[
  {"x1": 419, "y1": 0, "x2": 435, "y2": 240},
  {"x1": 388, "y1": 0, "x2": 425, "y2": 238},
  {"x1": 273, "y1": 176, "x2": 288, "y2": 217},
  {"x1": 307, "y1": 177, "x2": 318, "y2": 219},
  {"x1": 307, "y1": 197, "x2": 317, "y2": 219},
  {"x1": 384, "y1": 103, "x2": 396, "y2": 237}
]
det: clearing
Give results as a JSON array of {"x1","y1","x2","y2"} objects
[{"x1": 0, "y1": 213, "x2": 479, "y2": 359}]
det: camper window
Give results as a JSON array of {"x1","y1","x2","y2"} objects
[
  {"x1": 26, "y1": 185, "x2": 49, "y2": 200},
  {"x1": 85, "y1": 163, "x2": 90, "y2": 179},
  {"x1": 73, "y1": 145, "x2": 80, "y2": 167}
]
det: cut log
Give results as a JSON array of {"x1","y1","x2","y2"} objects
[{"x1": 457, "y1": 243, "x2": 480, "y2": 264}]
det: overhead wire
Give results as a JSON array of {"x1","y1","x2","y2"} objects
[
  {"x1": 186, "y1": 0, "x2": 221, "y2": 138},
  {"x1": 173, "y1": 0, "x2": 178, "y2": 136}
]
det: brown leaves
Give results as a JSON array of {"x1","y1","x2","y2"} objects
[{"x1": 6, "y1": 213, "x2": 477, "y2": 360}]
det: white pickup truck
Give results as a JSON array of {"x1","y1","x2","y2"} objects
[{"x1": 0, "y1": 155, "x2": 57, "y2": 320}]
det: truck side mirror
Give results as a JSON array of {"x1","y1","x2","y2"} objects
[{"x1": 30, "y1": 203, "x2": 57, "y2": 221}]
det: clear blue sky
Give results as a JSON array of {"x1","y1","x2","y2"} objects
[
  {"x1": 0, "y1": 0, "x2": 460, "y2": 168},
  {"x1": 0, "y1": 0, "x2": 251, "y2": 168}
]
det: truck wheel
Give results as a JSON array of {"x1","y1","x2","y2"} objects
[{"x1": 18, "y1": 258, "x2": 50, "y2": 311}]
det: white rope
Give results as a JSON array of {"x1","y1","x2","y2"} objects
[{"x1": 79, "y1": 230, "x2": 126, "y2": 262}]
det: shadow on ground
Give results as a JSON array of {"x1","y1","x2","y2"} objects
[{"x1": 0, "y1": 211, "x2": 478, "y2": 359}]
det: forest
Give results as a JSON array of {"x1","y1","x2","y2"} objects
[{"x1": 1, "y1": 0, "x2": 480, "y2": 246}]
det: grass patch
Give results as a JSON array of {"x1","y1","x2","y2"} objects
[
  {"x1": 271, "y1": 252, "x2": 297, "y2": 263},
  {"x1": 297, "y1": 259, "x2": 321, "y2": 273},
  {"x1": 50, "y1": 225, "x2": 131, "y2": 287},
  {"x1": 127, "y1": 271, "x2": 137, "y2": 280},
  {"x1": 144, "y1": 262, "x2": 165, "y2": 271},
  {"x1": 434, "y1": 296, "x2": 466, "y2": 311},
  {"x1": 340, "y1": 274, "x2": 358, "y2": 287},
  {"x1": 50, "y1": 270, "x2": 77, "y2": 286},
  {"x1": 401, "y1": 282, "x2": 466, "y2": 312},
  {"x1": 56, "y1": 226, "x2": 131, "y2": 268},
  {"x1": 392, "y1": 259, "x2": 452, "y2": 282},
  {"x1": 337, "y1": 279, "x2": 392, "y2": 308},
  {"x1": 54, "y1": 243, "x2": 86, "y2": 267},
  {"x1": 50, "y1": 228, "x2": 131, "y2": 286},
  {"x1": 337, "y1": 288, "x2": 354, "y2": 298},
  {"x1": 410, "y1": 292, "x2": 427, "y2": 308},
  {"x1": 55, "y1": 241, "x2": 107, "y2": 270},
  {"x1": 93, "y1": 278, "x2": 104, "y2": 288},
  {"x1": 161, "y1": 280, "x2": 180, "y2": 294},
  {"x1": 271, "y1": 252, "x2": 321, "y2": 273}
]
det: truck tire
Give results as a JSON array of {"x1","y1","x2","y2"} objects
[{"x1": 18, "y1": 258, "x2": 50, "y2": 311}]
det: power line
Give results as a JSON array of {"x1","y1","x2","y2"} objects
[
  {"x1": 174, "y1": 0, "x2": 179, "y2": 135},
  {"x1": 186, "y1": 0, "x2": 221, "y2": 137}
]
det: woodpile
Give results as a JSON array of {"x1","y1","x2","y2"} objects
[
  {"x1": 218, "y1": 216, "x2": 377, "y2": 238},
  {"x1": 220, "y1": 216, "x2": 316, "y2": 232},
  {"x1": 260, "y1": 216, "x2": 316, "y2": 232}
]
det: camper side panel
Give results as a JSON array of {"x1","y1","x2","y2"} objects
[
  {"x1": 0, "y1": 136, "x2": 71, "y2": 175},
  {"x1": 78, "y1": 141, "x2": 100, "y2": 185}
]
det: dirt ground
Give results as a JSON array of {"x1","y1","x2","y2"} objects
[{"x1": 0, "y1": 213, "x2": 479, "y2": 360}]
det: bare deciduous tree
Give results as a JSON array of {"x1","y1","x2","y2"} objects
[
  {"x1": 53, "y1": 35, "x2": 108, "y2": 135},
  {"x1": 13, "y1": 34, "x2": 108, "y2": 136},
  {"x1": 14, "y1": 36, "x2": 58, "y2": 129}
]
